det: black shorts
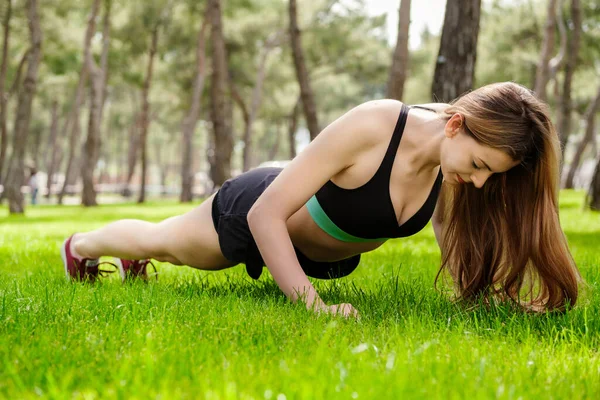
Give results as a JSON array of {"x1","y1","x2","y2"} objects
[{"x1": 211, "y1": 167, "x2": 360, "y2": 280}]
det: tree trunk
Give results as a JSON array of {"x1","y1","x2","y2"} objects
[
  {"x1": 137, "y1": 25, "x2": 159, "y2": 204},
  {"x1": 267, "y1": 123, "x2": 282, "y2": 161},
  {"x1": 98, "y1": 101, "x2": 111, "y2": 184},
  {"x1": 386, "y1": 0, "x2": 411, "y2": 100},
  {"x1": 431, "y1": 0, "x2": 481, "y2": 102},
  {"x1": 534, "y1": 0, "x2": 557, "y2": 102},
  {"x1": 30, "y1": 124, "x2": 43, "y2": 167},
  {"x1": 288, "y1": 99, "x2": 299, "y2": 159},
  {"x1": 230, "y1": 82, "x2": 250, "y2": 165},
  {"x1": 0, "y1": 44, "x2": 32, "y2": 191},
  {"x1": 80, "y1": 0, "x2": 102, "y2": 206},
  {"x1": 6, "y1": 48, "x2": 30, "y2": 99},
  {"x1": 95, "y1": 0, "x2": 112, "y2": 187},
  {"x1": 180, "y1": 16, "x2": 208, "y2": 203},
  {"x1": 81, "y1": 0, "x2": 110, "y2": 206},
  {"x1": 207, "y1": 131, "x2": 217, "y2": 187},
  {"x1": 58, "y1": 67, "x2": 88, "y2": 205},
  {"x1": 564, "y1": 84, "x2": 600, "y2": 188},
  {"x1": 122, "y1": 112, "x2": 140, "y2": 197},
  {"x1": 153, "y1": 138, "x2": 169, "y2": 195},
  {"x1": 0, "y1": 0, "x2": 12, "y2": 186},
  {"x1": 4, "y1": 0, "x2": 41, "y2": 214},
  {"x1": 238, "y1": 32, "x2": 283, "y2": 172},
  {"x1": 45, "y1": 100, "x2": 60, "y2": 198},
  {"x1": 241, "y1": 38, "x2": 279, "y2": 172},
  {"x1": 557, "y1": 0, "x2": 582, "y2": 164},
  {"x1": 289, "y1": 0, "x2": 320, "y2": 140},
  {"x1": 588, "y1": 157, "x2": 600, "y2": 210},
  {"x1": 208, "y1": 0, "x2": 233, "y2": 188},
  {"x1": 545, "y1": 1, "x2": 567, "y2": 102}
]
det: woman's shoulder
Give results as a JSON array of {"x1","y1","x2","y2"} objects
[
  {"x1": 351, "y1": 99, "x2": 450, "y2": 130},
  {"x1": 346, "y1": 99, "x2": 405, "y2": 140},
  {"x1": 353, "y1": 99, "x2": 404, "y2": 120}
]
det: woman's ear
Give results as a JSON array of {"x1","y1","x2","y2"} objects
[{"x1": 445, "y1": 113, "x2": 464, "y2": 138}]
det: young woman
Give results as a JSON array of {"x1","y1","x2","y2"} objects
[{"x1": 61, "y1": 82, "x2": 581, "y2": 317}]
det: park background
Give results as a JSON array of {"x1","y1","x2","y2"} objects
[
  {"x1": 0, "y1": 0, "x2": 599, "y2": 208},
  {"x1": 1, "y1": 0, "x2": 600, "y2": 399}
]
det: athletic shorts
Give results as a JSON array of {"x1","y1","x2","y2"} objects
[{"x1": 211, "y1": 167, "x2": 361, "y2": 280}]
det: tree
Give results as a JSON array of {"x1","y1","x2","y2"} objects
[
  {"x1": 0, "y1": 0, "x2": 12, "y2": 185},
  {"x1": 233, "y1": 31, "x2": 284, "y2": 172},
  {"x1": 387, "y1": 0, "x2": 411, "y2": 100},
  {"x1": 58, "y1": 65, "x2": 89, "y2": 205},
  {"x1": 288, "y1": 99, "x2": 299, "y2": 159},
  {"x1": 4, "y1": 0, "x2": 42, "y2": 214},
  {"x1": 431, "y1": 0, "x2": 481, "y2": 102},
  {"x1": 534, "y1": 0, "x2": 567, "y2": 102},
  {"x1": 208, "y1": 0, "x2": 233, "y2": 188},
  {"x1": 557, "y1": 0, "x2": 582, "y2": 162},
  {"x1": 180, "y1": 12, "x2": 208, "y2": 203},
  {"x1": 289, "y1": 0, "x2": 320, "y2": 140},
  {"x1": 45, "y1": 100, "x2": 60, "y2": 198},
  {"x1": 565, "y1": 83, "x2": 600, "y2": 188},
  {"x1": 81, "y1": 0, "x2": 111, "y2": 206},
  {"x1": 137, "y1": 17, "x2": 161, "y2": 204},
  {"x1": 587, "y1": 156, "x2": 600, "y2": 210},
  {"x1": 122, "y1": 100, "x2": 140, "y2": 197}
]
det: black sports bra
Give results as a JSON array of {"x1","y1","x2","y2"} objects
[{"x1": 305, "y1": 104, "x2": 443, "y2": 242}]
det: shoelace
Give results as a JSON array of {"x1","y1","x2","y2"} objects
[
  {"x1": 84, "y1": 260, "x2": 120, "y2": 279},
  {"x1": 130, "y1": 260, "x2": 158, "y2": 281}
]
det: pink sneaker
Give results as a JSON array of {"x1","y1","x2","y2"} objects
[
  {"x1": 60, "y1": 235, "x2": 118, "y2": 282},
  {"x1": 114, "y1": 259, "x2": 157, "y2": 281}
]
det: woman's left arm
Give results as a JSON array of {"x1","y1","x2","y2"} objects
[{"x1": 431, "y1": 189, "x2": 445, "y2": 251}]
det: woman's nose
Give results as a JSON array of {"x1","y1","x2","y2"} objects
[{"x1": 471, "y1": 171, "x2": 493, "y2": 188}]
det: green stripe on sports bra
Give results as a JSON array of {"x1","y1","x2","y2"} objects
[{"x1": 306, "y1": 195, "x2": 388, "y2": 243}]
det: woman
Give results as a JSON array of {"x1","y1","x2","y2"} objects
[{"x1": 61, "y1": 82, "x2": 581, "y2": 317}]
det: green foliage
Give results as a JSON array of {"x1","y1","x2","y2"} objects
[
  {"x1": 1, "y1": 0, "x2": 598, "y2": 184},
  {"x1": 476, "y1": 1, "x2": 542, "y2": 90}
]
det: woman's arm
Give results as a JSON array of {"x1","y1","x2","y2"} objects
[
  {"x1": 248, "y1": 100, "x2": 399, "y2": 316},
  {"x1": 432, "y1": 218, "x2": 443, "y2": 250},
  {"x1": 431, "y1": 186, "x2": 445, "y2": 250}
]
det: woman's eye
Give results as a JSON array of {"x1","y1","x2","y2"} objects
[{"x1": 472, "y1": 161, "x2": 480, "y2": 169}]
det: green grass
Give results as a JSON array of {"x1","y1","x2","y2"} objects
[{"x1": 1, "y1": 191, "x2": 599, "y2": 399}]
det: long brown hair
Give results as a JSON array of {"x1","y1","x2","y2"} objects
[{"x1": 435, "y1": 82, "x2": 581, "y2": 311}]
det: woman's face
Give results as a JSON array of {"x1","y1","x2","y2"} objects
[{"x1": 440, "y1": 114, "x2": 520, "y2": 188}]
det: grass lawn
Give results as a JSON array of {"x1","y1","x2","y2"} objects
[{"x1": 1, "y1": 191, "x2": 599, "y2": 399}]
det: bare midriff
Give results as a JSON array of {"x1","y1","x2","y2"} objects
[{"x1": 285, "y1": 204, "x2": 385, "y2": 262}]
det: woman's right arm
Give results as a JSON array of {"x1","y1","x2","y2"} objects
[{"x1": 247, "y1": 100, "x2": 398, "y2": 316}]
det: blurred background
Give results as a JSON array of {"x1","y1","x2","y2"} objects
[{"x1": 0, "y1": 0, "x2": 598, "y2": 212}]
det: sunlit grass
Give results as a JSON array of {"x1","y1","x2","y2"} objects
[{"x1": 1, "y1": 190, "x2": 599, "y2": 399}]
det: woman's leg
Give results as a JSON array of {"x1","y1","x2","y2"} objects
[{"x1": 69, "y1": 193, "x2": 234, "y2": 271}]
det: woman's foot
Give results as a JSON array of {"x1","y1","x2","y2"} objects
[{"x1": 60, "y1": 234, "x2": 118, "y2": 282}]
